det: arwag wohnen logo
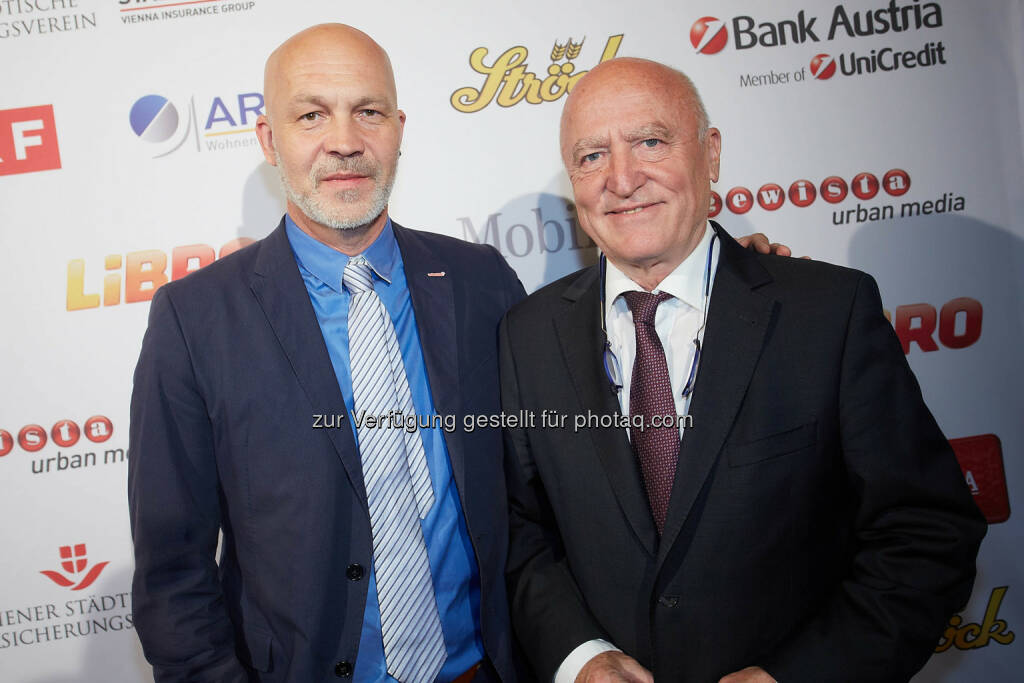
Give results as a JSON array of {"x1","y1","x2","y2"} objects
[{"x1": 40, "y1": 544, "x2": 110, "y2": 591}]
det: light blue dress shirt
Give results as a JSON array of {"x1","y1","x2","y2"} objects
[{"x1": 285, "y1": 216, "x2": 484, "y2": 681}]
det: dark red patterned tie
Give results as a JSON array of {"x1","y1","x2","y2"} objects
[{"x1": 623, "y1": 291, "x2": 678, "y2": 535}]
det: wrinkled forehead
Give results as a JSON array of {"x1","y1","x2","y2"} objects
[{"x1": 561, "y1": 77, "x2": 692, "y2": 148}]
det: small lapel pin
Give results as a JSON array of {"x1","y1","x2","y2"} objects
[{"x1": 427, "y1": 271, "x2": 446, "y2": 277}]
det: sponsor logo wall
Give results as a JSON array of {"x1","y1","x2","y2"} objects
[{"x1": 1, "y1": 0, "x2": 1020, "y2": 680}]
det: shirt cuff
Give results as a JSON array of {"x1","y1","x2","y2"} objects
[{"x1": 553, "y1": 639, "x2": 621, "y2": 683}]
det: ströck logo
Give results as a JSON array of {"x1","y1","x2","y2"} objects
[
  {"x1": 690, "y1": 17, "x2": 728, "y2": 54},
  {"x1": 39, "y1": 544, "x2": 110, "y2": 591},
  {"x1": 810, "y1": 54, "x2": 837, "y2": 79}
]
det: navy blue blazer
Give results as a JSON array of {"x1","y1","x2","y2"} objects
[{"x1": 129, "y1": 218, "x2": 525, "y2": 682}]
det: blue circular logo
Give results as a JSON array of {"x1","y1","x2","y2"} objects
[{"x1": 129, "y1": 95, "x2": 179, "y2": 143}]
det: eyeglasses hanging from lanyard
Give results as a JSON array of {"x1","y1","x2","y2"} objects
[{"x1": 599, "y1": 233, "x2": 718, "y2": 398}]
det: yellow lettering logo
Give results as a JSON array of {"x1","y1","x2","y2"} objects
[
  {"x1": 935, "y1": 586, "x2": 1015, "y2": 652},
  {"x1": 451, "y1": 35, "x2": 623, "y2": 113}
]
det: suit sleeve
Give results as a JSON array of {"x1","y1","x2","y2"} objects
[
  {"x1": 128, "y1": 287, "x2": 248, "y2": 683},
  {"x1": 500, "y1": 314, "x2": 608, "y2": 680},
  {"x1": 762, "y1": 273, "x2": 986, "y2": 682}
]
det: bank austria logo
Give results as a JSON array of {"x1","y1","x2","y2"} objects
[
  {"x1": 128, "y1": 91, "x2": 264, "y2": 156},
  {"x1": 690, "y1": 17, "x2": 728, "y2": 54},
  {"x1": 40, "y1": 544, "x2": 109, "y2": 591},
  {"x1": 451, "y1": 34, "x2": 623, "y2": 113},
  {"x1": 692, "y1": 1, "x2": 943, "y2": 55}
]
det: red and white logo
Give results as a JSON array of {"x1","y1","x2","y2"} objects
[
  {"x1": 788, "y1": 179, "x2": 817, "y2": 207},
  {"x1": 709, "y1": 190, "x2": 723, "y2": 217},
  {"x1": 39, "y1": 543, "x2": 110, "y2": 591},
  {"x1": 851, "y1": 171, "x2": 880, "y2": 200},
  {"x1": 950, "y1": 434, "x2": 1009, "y2": 524},
  {"x1": 0, "y1": 105, "x2": 61, "y2": 176},
  {"x1": 756, "y1": 183, "x2": 785, "y2": 211},
  {"x1": 0, "y1": 415, "x2": 114, "y2": 457},
  {"x1": 883, "y1": 168, "x2": 911, "y2": 196},
  {"x1": 725, "y1": 187, "x2": 753, "y2": 214},
  {"x1": 819, "y1": 176, "x2": 849, "y2": 204},
  {"x1": 691, "y1": 17, "x2": 728, "y2": 55},
  {"x1": 810, "y1": 54, "x2": 836, "y2": 80}
]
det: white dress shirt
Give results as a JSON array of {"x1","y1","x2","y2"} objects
[{"x1": 553, "y1": 222, "x2": 720, "y2": 683}]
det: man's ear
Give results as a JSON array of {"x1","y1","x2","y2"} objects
[
  {"x1": 255, "y1": 114, "x2": 276, "y2": 166},
  {"x1": 706, "y1": 127, "x2": 721, "y2": 183}
]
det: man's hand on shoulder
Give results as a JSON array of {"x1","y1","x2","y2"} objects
[
  {"x1": 736, "y1": 233, "x2": 809, "y2": 258},
  {"x1": 576, "y1": 651, "x2": 653, "y2": 683},
  {"x1": 719, "y1": 665, "x2": 777, "y2": 683}
]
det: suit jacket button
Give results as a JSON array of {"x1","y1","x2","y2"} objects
[
  {"x1": 334, "y1": 660, "x2": 353, "y2": 677},
  {"x1": 658, "y1": 595, "x2": 679, "y2": 608},
  {"x1": 346, "y1": 564, "x2": 364, "y2": 581}
]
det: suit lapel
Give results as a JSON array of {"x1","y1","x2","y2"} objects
[
  {"x1": 656, "y1": 224, "x2": 776, "y2": 565},
  {"x1": 249, "y1": 219, "x2": 366, "y2": 506},
  {"x1": 555, "y1": 268, "x2": 659, "y2": 556},
  {"x1": 392, "y1": 224, "x2": 467, "y2": 494}
]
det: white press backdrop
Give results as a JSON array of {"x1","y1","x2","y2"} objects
[{"x1": 1, "y1": 0, "x2": 1021, "y2": 680}]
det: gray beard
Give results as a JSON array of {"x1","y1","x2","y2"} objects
[{"x1": 274, "y1": 150, "x2": 397, "y2": 231}]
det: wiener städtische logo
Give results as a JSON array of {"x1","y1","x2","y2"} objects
[
  {"x1": 118, "y1": 0, "x2": 256, "y2": 26},
  {"x1": 40, "y1": 544, "x2": 110, "y2": 591},
  {"x1": 451, "y1": 34, "x2": 623, "y2": 113}
]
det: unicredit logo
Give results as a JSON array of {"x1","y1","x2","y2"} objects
[
  {"x1": 810, "y1": 54, "x2": 837, "y2": 79},
  {"x1": 690, "y1": 17, "x2": 728, "y2": 54}
]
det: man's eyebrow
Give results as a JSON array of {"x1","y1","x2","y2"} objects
[
  {"x1": 570, "y1": 135, "x2": 609, "y2": 159},
  {"x1": 288, "y1": 93, "x2": 330, "y2": 110},
  {"x1": 623, "y1": 124, "x2": 673, "y2": 142},
  {"x1": 288, "y1": 93, "x2": 393, "y2": 111}
]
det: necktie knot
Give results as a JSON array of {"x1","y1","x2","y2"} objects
[
  {"x1": 623, "y1": 291, "x2": 672, "y2": 326},
  {"x1": 343, "y1": 259, "x2": 374, "y2": 295}
]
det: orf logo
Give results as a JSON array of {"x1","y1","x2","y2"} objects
[
  {"x1": 40, "y1": 543, "x2": 109, "y2": 591},
  {"x1": 129, "y1": 94, "x2": 197, "y2": 158},
  {"x1": 810, "y1": 54, "x2": 836, "y2": 80},
  {"x1": 690, "y1": 17, "x2": 728, "y2": 55},
  {"x1": 0, "y1": 105, "x2": 61, "y2": 176}
]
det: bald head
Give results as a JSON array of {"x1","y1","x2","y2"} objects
[
  {"x1": 560, "y1": 58, "x2": 709, "y2": 166},
  {"x1": 263, "y1": 24, "x2": 397, "y2": 125}
]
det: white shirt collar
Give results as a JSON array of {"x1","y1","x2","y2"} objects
[{"x1": 604, "y1": 221, "x2": 715, "y2": 319}]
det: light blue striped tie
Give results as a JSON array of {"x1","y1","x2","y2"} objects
[{"x1": 344, "y1": 258, "x2": 446, "y2": 683}]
